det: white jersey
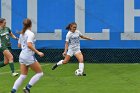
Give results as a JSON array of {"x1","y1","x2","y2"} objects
[
  {"x1": 18, "y1": 30, "x2": 36, "y2": 57},
  {"x1": 66, "y1": 30, "x2": 82, "y2": 50}
]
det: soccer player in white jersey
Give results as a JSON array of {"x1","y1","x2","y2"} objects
[
  {"x1": 52, "y1": 22, "x2": 93, "y2": 76},
  {"x1": 11, "y1": 18, "x2": 44, "y2": 93}
]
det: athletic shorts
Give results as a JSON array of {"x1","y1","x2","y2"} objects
[
  {"x1": 0, "y1": 46, "x2": 11, "y2": 52},
  {"x1": 19, "y1": 54, "x2": 37, "y2": 66},
  {"x1": 67, "y1": 48, "x2": 81, "y2": 57}
]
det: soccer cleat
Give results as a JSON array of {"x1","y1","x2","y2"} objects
[
  {"x1": 10, "y1": 89, "x2": 16, "y2": 93},
  {"x1": 10, "y1": 91, "x2": 15, "y2": 93},
  {"x1": 23, "y1": 87, "x2": 30, "y2": 93},
  {"x1": 52, "y1": 64, "x2": 58, "y2": 70},
  {"x1": 12, "y1": 72, "x2": 19, "y2": 77},
  {"x1": 83, "y1": 73, "x2": 86, "y2": 76}
]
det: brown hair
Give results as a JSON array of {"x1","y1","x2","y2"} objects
[
  {"x1": 66, "y1": 22, "x2": 77, "y2": 30},
  {"x1": 0, "y1": 18, "x2": 5, "y2": 23},
  {"x1": 21, "y1": 18, "x2": 32, "y2": 34}
]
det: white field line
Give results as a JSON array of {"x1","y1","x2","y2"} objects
[{"x1": 0, "y1": 64, "x2": 50, "y2": 75}]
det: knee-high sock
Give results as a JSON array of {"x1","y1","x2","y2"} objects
[
  {"x1": 27, "y1": 72, "x2": 43, "y2": 89},
  {"x1": 57, "y1": 60, "x2": 64, "y2": 66},
  {"x1": 9, "y1": 62, "x2": 15, "y2": 73},
  {"x1": 12, "y1": 74, "x2": 27, "y2": 91},
  {"x1": 79, "y1": 63, "x2": 84, "y2": 72}
]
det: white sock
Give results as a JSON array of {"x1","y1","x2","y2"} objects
[
  {"x1": 29, "y1": 72, "x2": 43, "y2": 86},
  {"x1": 79, "y1": 63, "x2": 84, "y2": 73},
  {"x1": 57, "y1": 60, "x2": 64, "y2": 66},
  {"x1": 13, "y1": 74, "x2": 27, "y2": 90}
]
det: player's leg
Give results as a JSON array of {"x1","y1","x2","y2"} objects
[
  {"x1": 3, "y1": 50, "x2": 18, "y2": 76},
  {"x1": 52, "y1": 55, "x2": 71, "y2": 70},
  {"x1": 74, "y1": 51, "x2": 86, "y2": 76},
  {"x1": 0, "y1": 56, "x2": 8, "y2": 67},
  {"x1": 23, "y1": 61, "x2": 43, "y2": 93},
  {"x1": 11, "y1": 64, "x2": 28, "y2": 93},
  {"x1": 52, "y1": 49, "x2": 73, "y2": 70},
  {"x1": 0, "y1": 60, "x2": 5, "y2": 67},
  {"x1": 0, "y1": 49, "x2": 8, "y2": 67}
]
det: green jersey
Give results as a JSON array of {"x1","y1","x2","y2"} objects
[{"x1": 0, "y1": 27, "x2": 11, "y2": 51}]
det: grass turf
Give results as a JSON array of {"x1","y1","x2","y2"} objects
[{"x1": 0, "y1": 63, "x2": 140, "y2": 93}]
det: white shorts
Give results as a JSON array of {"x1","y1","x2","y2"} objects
[
  {"x1": 67, "y1": 48, "x2": 81, "y2": 57},
  {"x1": 19, "y1": 54, "x2": 37, "y2": 66}
]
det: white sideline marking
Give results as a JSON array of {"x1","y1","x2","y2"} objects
[{"x1": 0, "y1": 64, "x2": 50, "y2": 75}]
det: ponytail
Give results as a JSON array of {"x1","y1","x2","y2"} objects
[
  {"x1": 65, "y1": 22, "x2": 77, "y2": 30},
  {"x1": 21, "y1": 18, "x2": 32, "y2": 35}
]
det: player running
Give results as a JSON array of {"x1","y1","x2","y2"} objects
[
  {"x1": 0, "y1": 18, "x2": 19, "y2": 76},
  {"x1": 11, "y1": 18, "x2": 44, "y2": 93}
]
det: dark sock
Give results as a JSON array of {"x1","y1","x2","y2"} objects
[
  {"x1": 9, "y1": 62, "x2": 15, "y2": 73},
  {"x1": 26, "y1": 84, "x2": 32, "y2": 90},
  {"x1": 0, "y1": 61, "x2": 6, "y2": 67},
  {"x1": 11, "y1": 89, "x2": 16, "y2": 93}
]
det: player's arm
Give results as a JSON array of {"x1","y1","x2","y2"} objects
[
  {"x1": 27, "y1": 42, "x2": 44, "y2": 57},
  {"x1": 27, "y1": 33, "x2": 44, "y2": 57},
  {"x1": 18, "y1": 35, "x2": 21, "y2": 48},
  {"x1": 27, "y1": 42, "x2": 39, "y2": 54},
  {"x1": 63, "y1": 41, "x2": 68, "y2": 57},
  {"x1": 9, "y1": 31, "x2": 18, "y2": 40},
  {"x1": 80, "y1": 35, "x2": 94, "y2": 40},
  {"x1": 63, "y1": 33, "x2": 70, "y2": 57},
  {"x1": 77, "y1": 30, "x2": 93, "y2": 40},
  {"x1": 18, "y1": 43, "x2": 21, "y2": 48}
]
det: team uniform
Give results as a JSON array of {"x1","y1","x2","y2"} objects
[
  {"x1": 18, "y1": 30, "x2": 37, "y2": 65},
  {"x1": 52, "y1": 30, "x2": 86, "y2": 76},
  {"x1": 66, "y1": 30, "x2": 82, "y2": 57},
  {"x1": 0, "y1": 27, "x2": 12, "y2": 52},
  {"x1": 0, "y1": 27, "x2": 19, "y2": 76}
]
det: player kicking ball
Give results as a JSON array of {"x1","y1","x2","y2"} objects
[{"x1": 52, "y1": 22, "x2": 93, "y2": 76}]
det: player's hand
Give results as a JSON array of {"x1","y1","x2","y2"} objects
[
  {"x1": 15, "y1": 37, "x2": 19, "y2": 40},
  {"x1": 38, "y1": 52, "x2": 44, "y2": 57},
  {"x1": 91, "y1": 38, "x2": 95, "y2": 40},
  {"x1": 62, "y1": 52, "x2": 66, "y2": 57}
]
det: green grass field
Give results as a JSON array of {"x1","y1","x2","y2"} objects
[{"x1": 0, "y1": 63, "x2": 140, "y2": 93}]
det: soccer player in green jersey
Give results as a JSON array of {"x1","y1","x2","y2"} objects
[{"x1": 0, "y1": 18, "x2": 19, "y2": 76}]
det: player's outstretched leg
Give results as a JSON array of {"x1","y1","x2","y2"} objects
[
  {"x1": 52, "y1": 64, "x2": 58, "y2": 70},
  {"x1": 52, "y1": 60, "x2": 63, "y2": 70}
]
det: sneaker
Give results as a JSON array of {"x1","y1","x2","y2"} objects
[
  {"x1": 52, "y1": 64, "x2": 58, "y2": 70},
  {"x1": 23, "y1": 87, "x2": 30, "y2": 93},
  {"x1": 12, "y1": 72, "x2": 19, "y2": 77}
]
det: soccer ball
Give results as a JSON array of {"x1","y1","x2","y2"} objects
[{"x1": 75, "y1": 69, "x2": 83, "y2": 76}]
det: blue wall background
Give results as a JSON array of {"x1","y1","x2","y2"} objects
[{"x1": 0, "y1": 0, "x2": 140, "y2": 49}]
